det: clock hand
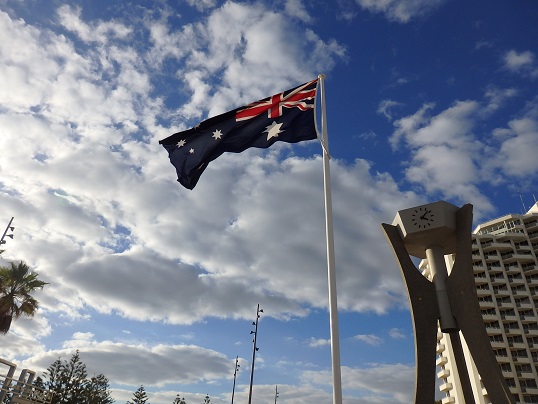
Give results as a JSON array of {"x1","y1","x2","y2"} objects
[{"x1": 420, "y1": 211, "x2": 429, "y2": 220}]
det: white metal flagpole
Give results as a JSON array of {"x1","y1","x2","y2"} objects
[{"x1": 318, "y1": 73, "x2": 343, "y2": 404}]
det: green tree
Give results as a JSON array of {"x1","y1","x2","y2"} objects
[
  {"x1": 127, "y1": 385, "x2": 149, "y2": 404},
  {"x1": 85, "y1": 374, "x2": 114, "y2": 404},
  {"x1": 0, "y1": 261, "x2": 48, "y2": 334},
  {"x1": 173, "y1": 395, "x2": 186, "y2": 404},
  {"x1": 42, "y1": 350, "x2": 113, "y2": 404}
]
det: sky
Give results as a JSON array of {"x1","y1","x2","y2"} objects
[{"x1": 0, "y1": 0, "x2": 537, "y2": 403}]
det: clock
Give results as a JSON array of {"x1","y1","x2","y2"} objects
[
  {"x1": 411, "y1": 206, "x2": 436, "y2": 229},
  {"x1": 390, "y1": 201, "x2": 459, "y2": 258}
]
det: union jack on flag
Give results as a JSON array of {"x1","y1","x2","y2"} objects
[
  {"x1": 159, "y1": 78, "x2": 319, "y2": 189},
  {"x1": 236, "y1": 82, "x2": 317, "y2": 121}
]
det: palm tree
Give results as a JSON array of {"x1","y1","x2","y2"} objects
[{"x1": 0, "y1": 261, "x2": 48, "y2": 334}]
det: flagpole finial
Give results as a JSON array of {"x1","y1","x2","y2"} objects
[{"x1": 318, "y1": 73, "x2": 326, "y2": 80}]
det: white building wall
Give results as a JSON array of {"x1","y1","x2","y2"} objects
[{"x1": 421, "y1": 202, "x2": 538, "y2": 403}]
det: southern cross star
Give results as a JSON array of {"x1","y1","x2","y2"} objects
[
  {"x1": 176, "y1": 139, "x2": 186, "y2": 148},
  {"x1": 264, "y1": 121, "x2": 284, "y2": 141},
  {"x1": 189, "y1": 148, "x2": 195, "y2": 154},
  {"x1": 212, "y1": 129, "x2": 223, "y2": 140}
]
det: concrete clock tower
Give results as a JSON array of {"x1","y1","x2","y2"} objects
[{"x1": 382, "y1": 201, "x2": 514, "y2": 404}]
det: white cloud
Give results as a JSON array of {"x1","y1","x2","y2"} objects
[
  {"x1": 303, "y1": 364, "x2": 414, "y2": 403},
  {"x1": 388, "y1": 328, "x2": 406, "y2": 339},
  {"x1": 355, "y1": 0, "x2": 446, "y2": 23},
  {"x1": 20, "y1": 340, "x2": 231, "y2": 387},
  {"x1": 353, "y1": 334, "x2": 383, "y2": 346},
  {"x1": 186, "y1": 0, "x2": 218, "y2": 12},
  {"x1": 172, "y1": 1, "x2": 345, "y2": 119},
  {"x1": 57, "y1": 5, "x2": 132, "y2": 44},
  {"x1": 503, "y1": 49, "x2": 538, "y2": 78},
  {"x1": 308, "y1": 337, "x2": 331, "y2": 347},
  {"x1": 390, "y1": 100, "x2": 496, "y2": 215},
  {"x1": 491, "y1": 104, "x2": 538, "y2": 177},
  {"x1": 378, "y1": 99, "x2": 403, "y2": 120},
  {"x1": 285, "y1": 0, "x2": 314, "y2": 23}
]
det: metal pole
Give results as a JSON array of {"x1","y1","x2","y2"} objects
[
  {"x1": 318, "y1": 74, "x2": 343, "y2": 404},
  {"x1": 274, "y1": 385, "x2": 278, "y2": 404},
  {"x1": 424, "y1": 246, "x2": 458, "y2": 332},
  {"x1": 231, "y1": 356, "x2": 239, "y2": 404},
  {"x1": 0, "y1": 217, "x2": 14, "y2": 246},
  {"x1": 247, "y1": 304, "x2": 262, "y2": 404}
]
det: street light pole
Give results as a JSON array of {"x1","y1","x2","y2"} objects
[
  {"x1": 247, "y1": 304, "x2": 262, "y2": 404},
  {"x1": 274, "y1": 385, "x2": 279, "y2": 404},
  {"x1": 231, "y1": 356, "x2": 240, "y2": 404},
  {"x1": 0, "y1": 217, "x2": 15, "y2": 246}
]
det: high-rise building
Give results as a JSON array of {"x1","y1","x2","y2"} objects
[{"x1": 420, "y1": 202, "x2": 538, "y2": 404}]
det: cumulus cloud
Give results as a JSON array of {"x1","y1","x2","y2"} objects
[{"x1": 21, "y1": 339, "x2": 231, "y2": 387}]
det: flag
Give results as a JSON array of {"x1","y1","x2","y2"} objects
[{"x1": 159, "y1": 78, "x2": 319, "y2": 189}]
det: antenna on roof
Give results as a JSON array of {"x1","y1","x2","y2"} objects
[{"x1": 518, "y1": 191, "x2": 527, "y2": 213}]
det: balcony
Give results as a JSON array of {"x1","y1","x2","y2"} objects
[
  {"x1": 436, "y1": 356, "x2": 448, "y2": 366},
  {"x1": 504, "y1": 327, "x2": 522, "y2": 336},
  {"x1": 441, "y1": 396, "x2": 455, "y2": 404},
  {"x1": 508, "y1": 276, "x2": 525, "y2": 285},
  {"x1": 478, "y1": 299, "x2": 495, "y2": 308},
  {"x1": 523, "y1": 265, "x2": 538, "y2": 275},
  {"x1": 473, "y1": 262, "x2": 486, "y2": 271},
  {"x1": 524, "y1": 219, "x2": 538, "y2": 229},
  {"x1": 477, "y1": 288, "x2": 492, "y2": 297},
  {"x1": 505, "y1": 264, "x2": 521, "y2": 274},
  {"x1": 440, "y1": 382, "x2": 453, "y2": 393},
  {"x1": 527, "y1": 277, "x2": 538, "y2": 286},
  {"x1": 491, "y1": 340, "x2": 507, "y2": 349},
  {"x1": 512, "y1": 251, "x2": 535, "y2": 262},
  {"x1": 482, "y1": 240, "x2": 513, "y2": 251},
  {"x1": 528, "y1": 230, "x2": 538, "y2": 240},
  {"x1": 437, "y1": 369, "x2": 450, "y2": 379},
  {"x1": 524, "y1": 328, "x2": 538, "y2": 336}
]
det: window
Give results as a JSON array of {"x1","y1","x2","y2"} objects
[
  {"x1": 523, "y1": 395, "x2": 538, "y2": 403},
  {"x1": 505, "y1": 378, "x2": 516, "y2": 387},
  {"x1": 490, "y1": 334, "x2": 504, "y2": 343},
  {"x1": 515, "y1": 364, "x2": 532, "y2": 373},
  {"x1": 500, "y1": 309, "x2": 515, "y2": 317},
  {"x1": 507, "y1": 335, "x2": 523, "y2": 344},
  {"x1": 510, "y1": 349, "x2": 528, "y2": 358},
  {"x1": 521, "y1": 379, "x2": 537, "y2": 388}
]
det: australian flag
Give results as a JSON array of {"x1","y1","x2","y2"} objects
[{"x1": 159, "y1": 78, "x2": 319, "y2": 189}]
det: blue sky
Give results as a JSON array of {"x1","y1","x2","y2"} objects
[{"x1": 0, "y1": 0, "x2": 537, "y2": 403}]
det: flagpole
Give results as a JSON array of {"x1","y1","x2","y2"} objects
[{"x1": 318, "y1": 73, "x2": 343, "y2": 404}]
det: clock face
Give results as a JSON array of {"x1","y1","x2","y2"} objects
[{"x1": 411, "y1": 206, "x2": 435, "y2": 229}]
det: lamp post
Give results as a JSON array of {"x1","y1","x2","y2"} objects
[
  {"x1": 274, "y1": 385, "x2": 279, "y2": 404},
  {"x1": 231, "y1": 356, "x2": 240, "y2": 404},
  {"x1": 247, "y1": 304, "x2": 262, "y2": 404},
  {"x1": 0, "y1": 217, "x2": 15, "y2": 246}
]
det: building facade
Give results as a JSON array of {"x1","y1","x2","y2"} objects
[{"x1": 420, "y1": 202, "x2": 538, "y2": 404}]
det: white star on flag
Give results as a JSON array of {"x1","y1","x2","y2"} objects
[
  {"x1": 176, "y1": 140, "x2": 186, "y2": 148},
  {"x1": 264, "y1": 121, "x2": 284, "y2": 141},
  {"x1": 212, "y1": 129, "x2": 223, "y2": 140}
]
